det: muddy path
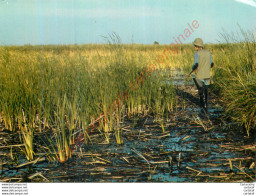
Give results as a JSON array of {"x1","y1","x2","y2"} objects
[{"x1": 0, "y1": 71, "x2": 255, "y2": 182}]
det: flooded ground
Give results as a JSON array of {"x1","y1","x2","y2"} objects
[{"x1": 0, "y1": 70, "x2": 255, "y2": 182}]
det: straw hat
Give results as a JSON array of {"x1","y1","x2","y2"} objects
[{"x1": 193, "y1": 38, "x2": 204, "y2": 47}]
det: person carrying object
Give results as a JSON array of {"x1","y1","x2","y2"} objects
[{"x1": 187, "y1": 38, "x2": 214, "y2": 112}]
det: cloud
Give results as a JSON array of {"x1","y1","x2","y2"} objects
[
  {"x1": 84, "y1": 7, "x2": 161, "y2": 18},
  {"x1": 43, "y1": 7, "x2": 162, "y2": 18},
  {"x1": 235, "y1": 0, "x2": 256, "y2": 8}
]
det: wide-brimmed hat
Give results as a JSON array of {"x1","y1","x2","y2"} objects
[{"x1": 193, "y1": 38, "x2": 204, "y2": 47}]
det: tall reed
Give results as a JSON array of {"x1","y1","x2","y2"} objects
[
  {"x1": 0, "y1": 40, "x2": 181, "y2": 162},
  {"x1": 213, "y1": 28, "x2": 256, "y2": 136}
]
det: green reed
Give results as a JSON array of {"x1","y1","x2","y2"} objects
[
  {"x1": 212, "y1": 29, "x2": 256, "y2": 136},
  {"x1": 0, "y1": 42, "x2": 179, "y2": 162}
]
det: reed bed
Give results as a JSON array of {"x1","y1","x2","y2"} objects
[
  {"x1": 0, "y1": 29, "x2": 255, "y2": 163},
  {"x1": 211, "y1": 29, "x2": 256, "y2": 136},
  {"x1": 0, "y1": 42, "x2": 178, "y2": 161}
]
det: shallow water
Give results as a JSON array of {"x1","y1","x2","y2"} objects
[{"x1": 1, "y1": 106, "x2": 254, "y2": 182}]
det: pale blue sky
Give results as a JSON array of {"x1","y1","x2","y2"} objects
[{"x1": 0, "y1": 0, "x2": 255, "y2": 45}]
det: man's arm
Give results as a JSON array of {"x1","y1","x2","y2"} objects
[
  {"x1": 186, "y1": 53, "x2": 199, "y2": 78},
  {"x1": 210, "y1": 53, "x2": 214, "y2": 68},
  {"x1": 192, "y1": 63, "x2": 198, "y2": 70},
  {"x1": 191, "y1": 53, "x2": 199, "y2": 72}
]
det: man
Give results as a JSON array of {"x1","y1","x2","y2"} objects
[{"x1": 189, "y1": 38, "x2": 214, "y2": 112}]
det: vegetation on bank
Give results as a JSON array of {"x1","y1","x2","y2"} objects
[{"x1": 211, "y1": 29, "x2": 256, "y2": 136}]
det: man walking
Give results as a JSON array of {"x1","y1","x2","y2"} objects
[{"x1": 188, "y1": 38, "x2": 214, "y2": 112}]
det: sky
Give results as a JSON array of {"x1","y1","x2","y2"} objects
[{"x1": 0, "y1": 0, "x2": 255, "y2": 45}]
